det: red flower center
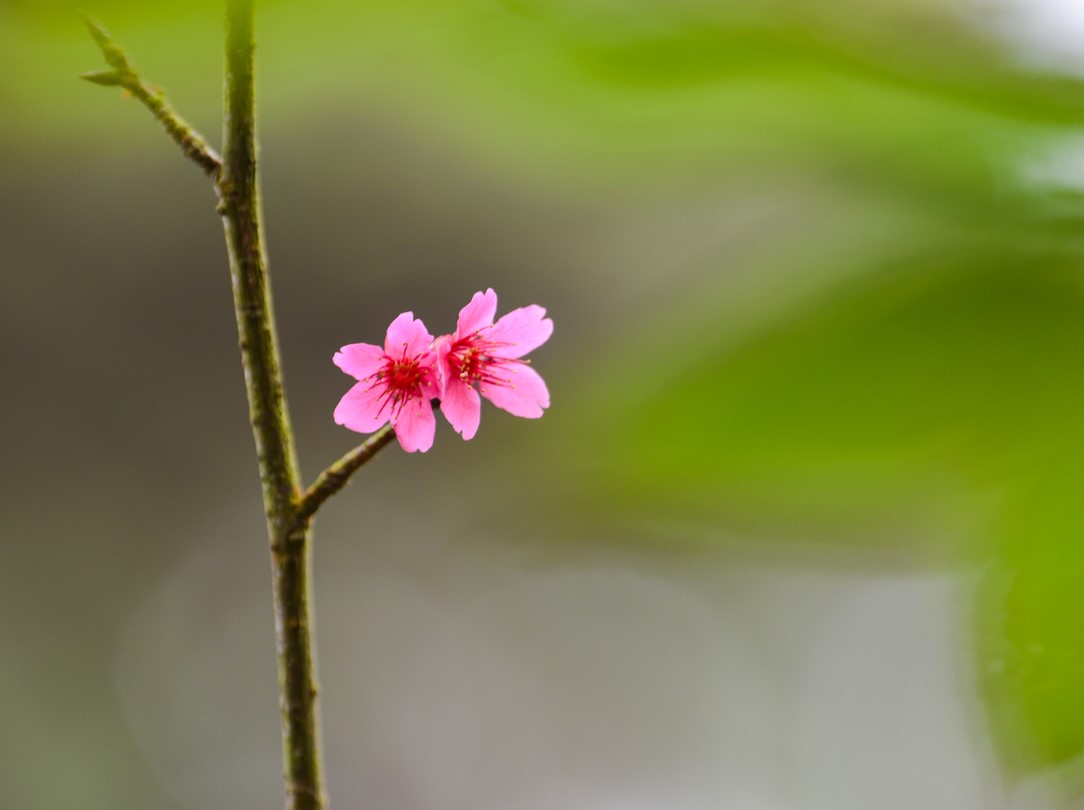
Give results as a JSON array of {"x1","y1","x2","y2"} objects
[
  {"x1": 447, "y1": 332, "x2": 518, "y2": 390},
  {"x1": 368, "y1": 350, "x2": 434, "y2": 418},
  {"x1": 386, "y1": 359, "x2": 426, "y2": 393}
]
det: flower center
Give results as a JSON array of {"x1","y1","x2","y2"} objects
[
  {"x1": 447, "y1": 332, "x2": 518, "y2": 389},
  {"x1": 368, "y1": 350, "x2": 434, "y2": 419},
  {"x1": 386, "y1": 359, "x2": 425, "y2": 393}
]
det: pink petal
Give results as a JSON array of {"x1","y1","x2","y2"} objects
[
  {"x1": 392, "y1": 396, "x2": 436, "y2": 453},
  {"x1": 481, "y1": 363, "x2": 550, "y2": 419},
  {"x1": 417, "y1": 352, "x2": 443, "y2": 400},
  {"x1": 333, "y1": 382, "x2": 390, "y2": 433},
  {"x1": 456, "y1": 289, "x2": 497, "y2": 338},
  {"x1": 439, "y1": 378, "x2": 482, "y2": 440},
  {"x1": 487, "y1": 305, "x2": 553, "y2": 359},
  {"x1": 433, "y1": 335, "x2": 455, "y2": 398},
  {"x1": 385, "y1": 311, "x2": 435, "y2": 359},
  {"x1": 333, "y1": 342, "x2": 385, "y2": 381}
]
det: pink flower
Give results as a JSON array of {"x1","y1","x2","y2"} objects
[
  {"x1": 333, "y1": 312, "x2": 440, "y2": 453},
  {"x1": 435, "y1": 289, "x2": 553, "y2": 440}
]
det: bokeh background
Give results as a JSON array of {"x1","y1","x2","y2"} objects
[{"x1": 6, "y1": 0, "x2": 1084, "y2": 807}]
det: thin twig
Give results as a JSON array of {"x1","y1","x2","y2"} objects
[
  {"x1": 296, "y1": 425, "x2": 397, "y2": 525},
  {"x1": 82, "y1": 14, "x2": 222, "y2": 178}
]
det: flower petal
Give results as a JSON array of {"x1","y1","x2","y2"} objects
[
  {"x1": 434, "y1": 335, "x2": 455, "y2": 398},
  {"x1": 440, "y1": 378, "x2": 482, "y2": 440},
  {"x1": 392, "y1": 396, "x2": 436, "y2": 453},
  {"x1": 333, "y1": 342, "x2": 385, "y2": 381},
  {"x1": 456, "y1": 289, "x2": 497, "y2": 338},
  {"x1": 333, "y1": 382, "x2": 390, "y2": 433},
  {"x1": 417, "y1": 352, "x2": 443, "y2": 401},
  {"x1": 385, "y1": 311, "x2": 435, "y2": 359},
  {"x1": 481, "y1": 363, "x2": 550, "y2": 419},
  {"x1": 487, "y1": 305, "x2": 553, "y2": 359}
]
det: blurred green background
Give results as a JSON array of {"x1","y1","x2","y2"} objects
[{"x1": 6, "y1": 0, "x2": 1084, "y2": 807}]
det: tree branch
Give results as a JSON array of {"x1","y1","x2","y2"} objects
[
  {"x1": 84, "y1": 8, "x2": 398, "y2": 809},
  {"x1": 81, "y1": 14, "x2": 222, "y2": 178},
  {"x1": 296, "y1": 426, "x2": 397, "y2": 525},
  {"x1": 219, "y1": 2, "x2": 325, "y2": 809}
]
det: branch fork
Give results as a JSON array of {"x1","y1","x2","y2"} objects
[
  {"x1": 82, "y1": 12, "x2": 390, "y2": 522},
  {"x1": 83, "y1": 9, "x2": 393, "y2": 810}
]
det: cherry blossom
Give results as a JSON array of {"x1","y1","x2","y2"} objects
[
  {"x1": 435, "y1": 289, "x2": 552, "y2": 440},
  {"x1": 333, "y1": 312, "x2": 440, "y2": 453}
]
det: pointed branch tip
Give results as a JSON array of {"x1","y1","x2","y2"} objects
[
  {"x1": 80, "y1": 69, "x2": 123, "y2": 87},
  {"x1": 81, "y1": 12, "x2": 131, "y2": 74},
  {"x1": 79, "y1": 11, "x2": 109, "y2": 42},
  {"x1": 80, "y1": 13, "x2": 222, "y2": 178}
]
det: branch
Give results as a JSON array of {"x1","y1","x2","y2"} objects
[
  {"x1": 219, "y1": 2, "x2": 324, "y2": 809},
  {"x1": 296, "y1": 426, "x2": 397, "y2": 525},
  {"x1": 81, "y1": 14, "x2": 222, "y2": 178},
  {"x1": 84, "y1": 9, "x2": 399, "y2": 809}
]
